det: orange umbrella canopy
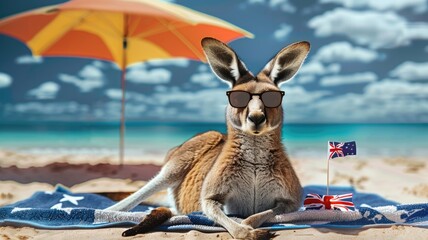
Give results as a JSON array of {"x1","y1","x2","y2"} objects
[
  {"x1": 0, "y1": 0, "x2": 253, "y2": 69},
  {"x1": 0, "y1": 0, "x2": 253, "y2": 164}
]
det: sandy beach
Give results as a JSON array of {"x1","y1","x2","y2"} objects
[{"x1": 1, "y1": 149, "x2": 427, "y2": 239}]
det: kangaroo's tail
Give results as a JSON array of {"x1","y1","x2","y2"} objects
[{"x1": 122, "y1": 207, "x2": 173, "y2": 237}]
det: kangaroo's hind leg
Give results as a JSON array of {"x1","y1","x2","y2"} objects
[
  {"x1": 122, "y1": 207, "x2": 173, "y2": 237},
  {"x1": 105, "y1": 131, "x2": 223, "y2": 212},
  {"x1": 105, "y1": 146, "x2": 186, "y2": 212}
]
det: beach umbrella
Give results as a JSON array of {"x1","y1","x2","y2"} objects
[{"x1": 0, "y1": 0, "x2": 253, "y2": 165}]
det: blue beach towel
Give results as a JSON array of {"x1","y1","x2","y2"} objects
[{"x1": 0, "y1": 185, "x2": 427, "y2": 232}]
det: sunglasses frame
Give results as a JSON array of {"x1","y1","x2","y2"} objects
[{"x1": 226, "y1": 90, "x2": 285, "y2": 108}]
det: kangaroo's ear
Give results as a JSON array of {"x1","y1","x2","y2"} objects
[
  {"x1": 259, "y1": 41, "x2": 310, "y2": 86},
  {"x1": 201, "y1": 37, "x2": 250, "y2": 87}
]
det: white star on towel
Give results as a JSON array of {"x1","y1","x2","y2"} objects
[
  {"x1": 59, "y1": 194, "x2": 84, "y2": 205},
  {"x1": 51, "y1": 203, "x2": 73, "y2": 214},
  {"x1": 11, "y1": 207, "x2": 32, "y2": 213}
]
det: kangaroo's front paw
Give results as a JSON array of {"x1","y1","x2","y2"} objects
[
  {"x1": 249, "y1": 229, "x2": 276, "y2": 240},
  {"x1": 230, "y1": 224, "x2": 253, "y2": 239},
  {"x1": 231, "y1": 225, "x2": 275, "y2": 240}
]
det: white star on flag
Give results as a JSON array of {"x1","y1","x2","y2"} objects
[{"x1": 60, "y1": 194, "x2": 84, "y2": 205}]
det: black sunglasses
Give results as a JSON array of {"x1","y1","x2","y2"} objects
[{"x1": 226, "y1": 90, "x2": 285, "y2": 108}]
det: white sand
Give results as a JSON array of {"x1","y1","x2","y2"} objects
[{"x1": 0, "y1": 150, "x2": 427, "y2": 239}]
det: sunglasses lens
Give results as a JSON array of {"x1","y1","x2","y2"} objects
[
  {"x1": 229, "y1": 92, "x2": 251, "y2": 108},
  {"x1": 261, "y1": 91, "x2": 283, "y2": 107}
]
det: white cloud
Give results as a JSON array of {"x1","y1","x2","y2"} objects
[
  {"x1": 79, "y1": 65, "x2": 103, "y2": 79},
  {"x1": 293, "y1": 60, "x2": 340, "y2": 84},
  {"x1": 0, "y1": 72, "x2": 12, "y2": 88},
  {"x1": 59, "y1": 61, "x2": 104, "y2": 92},
  {"x1": 280, "y1": 86, "x2": 331, "y2": 122},
  {"x1": 320, "y1": 72, "x2": 377, "y2": 86},
  {"x1": 390, "y1": 61, "x2": 428, "y2": 81},
  {"x1": 16, "y1": 55, "x2": 43, "y2": 64},
  {"x1": 289, "y1": 79, "x2": 428, "y2": 123},
  {"x1": 105, "y1": 89, "x2": 124, "y2": 100},
  {"x1": 308, "y1": 8, "x2": 428, "y2": 49},
  {"x1": 308, "y1": 93, "x2": 381, "y2": 122},
  {"x1": 148, "y1": 106, "x2": 179, "y2": 120},
  {"x1": 28, "y1": 82, "x2": 60, "y2": 99},
  {"x1": 126, "y1": 63, "x2": 171, "y2": 84},
  {"x1": 247, "y1": 0, "x2": 296, "y2": 13},
  {"x1": 126, "y1": 58, "x2": 189, "y2": 69},
  {"x1": 361, "y1": 80, "x2": 428, "y2": 121},
  {"x1": 365, "y1": 79, "x2": 428, "y2": 96},
  {"x1": 59, "y1": 74, "x2": 103, "y2": 92},
  {"x1": 6, "y1": 102, "x2": 88, "y2": 115},
  {"x1": 273, "y1": 24, "x2": 293, "y2": 41},
  {"x1": 294, "y1": 75, "x2": 316, "y2": 84},
  {"x1": 182, "y1": 89, "x2": 229, "y2": 122},
  {"x1": 154, "y1": 85, "x2": 168, "y2": 93},
  {"x1": 92, "y1": 60, "x2": 108, "y2": 69},
  {"x1": 144, "y1": 88, "x2": 228, "y2": 122},
  {"x1": 147, "y1": 58, "x2": 190, "y2": 68},
  {"x1": 135, "y1": 86, "x2": 329, "y2": 122},
  {"x1": 320, "y1": 0, "x2": 427, "y2": 13},
  {"x1": 104, "y1": 88, "x2": 153, "y2": 103},
  {"x1": 94, "y1": 101, "x2": 147, "y2": 119},
  {"x1": 269, "y1": 0, "x2": 296, "y2": 12},
  {"x1": 313, "y1": 41, "x2": 379, "y2": 63},
  {"x1": 190, "y1": 65, "x2": 219, "y2": 87},
  {"x1": 191, "y1": 73, "x2": 218, "y2": 87},
  {"x1": 282, "y1": 86, "x2": 331, "y2": 104},
  {"x1": 299, "y1": 61, "x2": 341, "y2": 75}
]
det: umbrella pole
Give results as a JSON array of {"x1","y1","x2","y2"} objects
[
  {"x1": 120, "y1": 66, "x2": 126, "y2": 166},
  {"x1": 120, "y1": 47, "x2": 128, "y2": 166},
  {"x1": 119, "y1": 15, "x2": 129, "y2": 166}
]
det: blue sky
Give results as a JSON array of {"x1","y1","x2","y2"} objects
[{"x1": 0, "y1": 0, "x2": 427, "y2": 123}]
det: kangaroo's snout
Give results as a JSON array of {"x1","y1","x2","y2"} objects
[
  {"x1": 248, "y1": 114, "x2": 266, "y2": 126},
  {"x1": 245, "y1": 96, "x2": 266, "y2": 134}
]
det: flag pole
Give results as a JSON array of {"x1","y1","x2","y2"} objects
[
  {"x1": 327, "y1": 157, "x2": 330, "y2": 195},
  {"x1": 327, "y1": 141, "x2": 330, "y2": 195}
]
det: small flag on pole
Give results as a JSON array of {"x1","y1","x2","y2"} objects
[
  {"x1": 325, "y1": 141, "x2": 357, "y2": 196},
  {"x1": 304, "y1": 193, "x2": 355, "y2": 211},
  {"x1": 328, "y1": 141, "x2": 356, "y2": 159}
]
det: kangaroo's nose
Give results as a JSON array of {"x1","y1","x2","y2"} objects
[{"x1": 248, "y1": 114, "x2": 266, "y2": 126}]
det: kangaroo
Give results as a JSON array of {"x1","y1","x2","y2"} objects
[{"x1": 106, "y1": 37, "x2": 310, "y2": 240}]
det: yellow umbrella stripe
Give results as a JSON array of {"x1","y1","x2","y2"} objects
[
  {"x1": 74, "y1": 11, "x2": 172, "y2": 68},
  {"x1": 127, "y1": 39, "x2": 171, "y2": 66},
  {"x1": 74, "y1": 11, "x2": 124, "y2": 65},
  {"x1": 27, "y1": 10, "x2": 91, "y2": 56}
]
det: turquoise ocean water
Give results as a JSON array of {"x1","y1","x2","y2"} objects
[{"x1": 0, "y1": 122, "x2": 427, "y2": 159}]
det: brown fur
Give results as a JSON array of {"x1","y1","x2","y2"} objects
[
  {"x1": 172, "y1": 131, "x2": 226, "y2": 213},
  {"x1": 122, "y1": 207, "x2": 172, "y2": 236},
  {"x1": 111, "y1": 37, "x2": 310, "y2": 240}
]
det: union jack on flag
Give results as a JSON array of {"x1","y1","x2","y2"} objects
[
  {"x1": 303, "y1": 193, "x2": 355, "y2": 211},
  {"x1": 328, "y1": 141, "x2": 356, "y2": 159}
]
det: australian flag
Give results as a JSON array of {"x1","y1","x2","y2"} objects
[{"x1": 328, "y1": 141, "x2": 356, "y2": 159}]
